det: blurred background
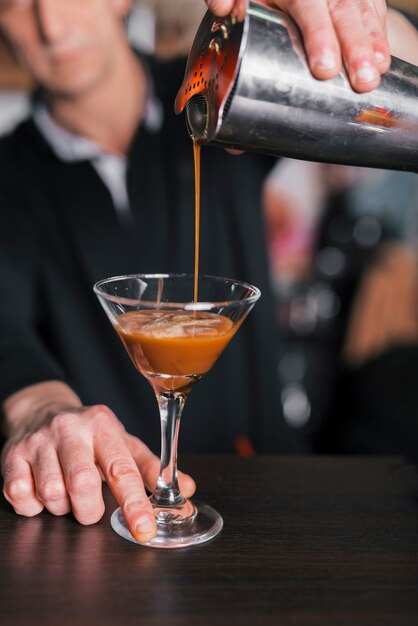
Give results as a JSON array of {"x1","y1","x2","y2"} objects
[
  {"x1": 1, "y1": 0, "x2": 418, "y2": 455},
  {"x1": 0, "y1": 0, "x2": 208, "y2": 133}
]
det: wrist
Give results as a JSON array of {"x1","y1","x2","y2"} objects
[{"x1": 2, "y1": 381, "x2": 82, "y2": 439}]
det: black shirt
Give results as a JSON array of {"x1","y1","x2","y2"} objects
[{"x1": 0, "y1": 57, "x2": 307, "y2": 454}]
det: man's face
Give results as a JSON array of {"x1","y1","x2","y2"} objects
[{"x1": 0, "y1": 0, "x2": 131, "y2": 97}]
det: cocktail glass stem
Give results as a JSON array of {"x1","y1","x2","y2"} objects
[
  {"x1": 151, "y1": 392, "x2": 186, "y2": 507},
  {"x1": 150, "y1": 392, "x2": 195, "y2": 523}
]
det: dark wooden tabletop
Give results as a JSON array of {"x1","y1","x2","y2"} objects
[{"x1": 1, "y1": 455, "x2": 417, "y2": 626}]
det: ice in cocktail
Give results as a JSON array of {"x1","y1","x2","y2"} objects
[{"x1": 116, "y1": 310, "x2": 236, "y2": 393}]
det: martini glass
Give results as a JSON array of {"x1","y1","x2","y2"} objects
[{"x1": 94, "y1": 273, "x2": 260, "y2": 548}]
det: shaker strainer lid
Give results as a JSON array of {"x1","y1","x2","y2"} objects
[{"x1": 174, "y1": 7, "x2": 249, "y2": 142}]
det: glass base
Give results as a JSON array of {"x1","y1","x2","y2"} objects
[{"x1": 111, "y1": 501, "x2": 223, "y2": 549}]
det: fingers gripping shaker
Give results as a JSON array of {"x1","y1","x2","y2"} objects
[{"x1": 175, "y1": 1, "x2": 418, "y2": 172}]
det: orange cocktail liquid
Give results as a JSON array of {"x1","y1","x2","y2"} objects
[{"x1": 116, "y1": 310, "x2": 236, "y2": 393}]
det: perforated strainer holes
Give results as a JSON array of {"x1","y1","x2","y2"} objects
[
  {"x1": 183, "y1": 49, "x2": 229, "y2": 100},
  {"x1": 215, "y1": 56, "x2": 228, "y2": 90},
  {"x1": 186, "y1": 95, "x2": 208, "y2": 139},
  {"x1": 184, "y1": 63, "x2": 207, "y2": 97},
  {"x1": 220, "y1": 55, "x2": 228, "y2": 72}
]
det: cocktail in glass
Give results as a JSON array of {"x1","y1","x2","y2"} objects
[{"x1": 94, "y1": 273, "x2": 260, "y2": 548}]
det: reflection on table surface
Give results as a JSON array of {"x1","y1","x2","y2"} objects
[{"x1": 1, "y1": 455, "x2": 418, "y2": 626}]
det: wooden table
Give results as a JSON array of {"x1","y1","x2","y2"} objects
[{"x1": 1, "y1": 455, "x2": 417, "y2": 626}]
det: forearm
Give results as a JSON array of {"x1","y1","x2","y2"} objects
[{"x1": 2, "y1": 380, "x2": 82, "y2": 439}]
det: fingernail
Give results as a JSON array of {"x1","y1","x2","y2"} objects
[
  {"x1": 231, "y1": 6, "x2": 245, "y2": 21},
  {"x1": 375, "y1": 51, "x2": 386, "y2": 65},
  {"x1": 134, "y1": 515, "x2": 156, "y2": 540},
  {"x1": 356, "y1": 62, "x2": 378, "y2": 84},
  {"x1": 313, "y1": 52, "x2": 338, "y2": 71}
]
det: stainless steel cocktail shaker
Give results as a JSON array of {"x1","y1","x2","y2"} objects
[{"x1": 174, "y1": 1, "x2": 418, "y2": 172}]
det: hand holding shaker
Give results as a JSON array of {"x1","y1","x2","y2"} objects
[{"x1": 174, "y1": 0, "x2": 418, "y2": 172}]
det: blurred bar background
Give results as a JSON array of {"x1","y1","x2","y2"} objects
[{"x1": 1, "y1": 0, "x2": 418, "y2": 455}]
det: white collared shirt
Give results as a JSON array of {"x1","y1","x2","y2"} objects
[{"x1": 33, "y1": 93, "x2": 163, "y2": 224}]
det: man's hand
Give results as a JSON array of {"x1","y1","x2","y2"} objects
[
  {"x1": 206, "y1": 0, "x2": 390, "y2": 92},
  {"x1": 1, "y1": 382, "x2": 196, "y2": 542}
]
